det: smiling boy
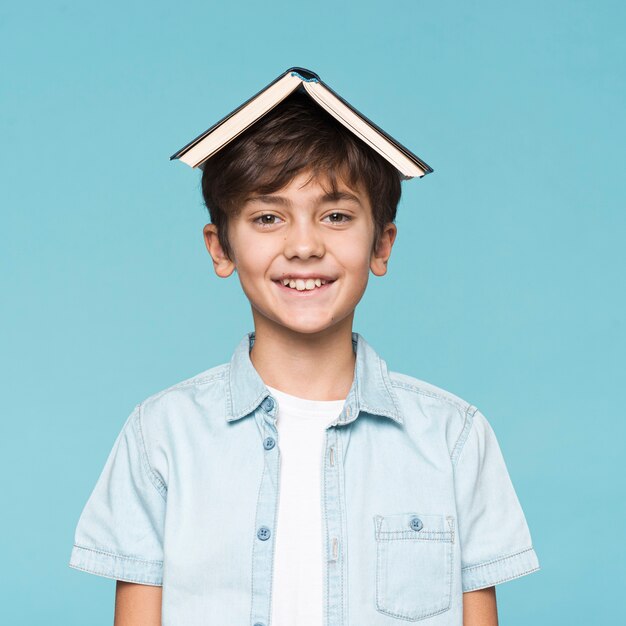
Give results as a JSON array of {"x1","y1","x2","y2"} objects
[
  {"x1": 69, "y1": 85, "x2": 539, "y2": 625},
  {"x1": 203, "y1": 168, "x2": 392, "y2": 383}
]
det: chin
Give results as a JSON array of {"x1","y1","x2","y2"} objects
[
  {"x1": 268, "y1": 315, "x2": 333, "y2": 335},
  {"x1": 287, "y1": 313, "x2": 353, "y2": 335},
  {"x1": 285, "y1": 322, "x2": 333, "y2": 335}
]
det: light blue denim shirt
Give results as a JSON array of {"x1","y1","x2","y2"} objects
[{"x1": 69, "y1": 331, "x2": 540, "y2": 625}]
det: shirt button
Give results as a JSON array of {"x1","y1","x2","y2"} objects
[
  {"x1": 253, "y1": 623, "x2": 265, "y2": 626},
  {"x1": 409, "y1": 516, "x2": 423, "y2": 532},
  {"x1": 257, "y1": 526, "x2": 271, "y2": 541},
  {"x1": 263, "y1": 436, "x2": 275, "y2": 450},
  {"x1": 262, "y1": 397, "x2": 275, "y2": 412}
]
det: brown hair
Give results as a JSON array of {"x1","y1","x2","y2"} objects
[{"x1": 200, "y1": 88, "x2": 402, "y2": 262}]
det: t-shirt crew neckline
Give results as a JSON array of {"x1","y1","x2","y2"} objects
[{"x1": 265, "y1": 384, "x2": 346, "y2": 420}]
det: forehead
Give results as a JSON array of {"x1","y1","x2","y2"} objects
[{"x1": 244, "y1": 169, "x2": 370, "y2": 209}]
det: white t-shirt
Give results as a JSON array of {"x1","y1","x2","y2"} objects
[{"x1": 266, "y1": 384, "x2": 346, "y2": 626}]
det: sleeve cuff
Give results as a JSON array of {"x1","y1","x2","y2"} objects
[
  {"x1": 462, "y1": 546, "x2": 540, "y2": 592},
  {"x1": 68, "y1": 544, "x2": 163, "y2": 586}
]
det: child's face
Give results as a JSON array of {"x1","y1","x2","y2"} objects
[{"x1": 203, "y1": 169, "x2": 397, "y2": 337}]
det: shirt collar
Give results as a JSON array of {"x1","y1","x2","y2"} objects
[{"x1": 225, "y1": 331, "x2": 403, "y2": 426}]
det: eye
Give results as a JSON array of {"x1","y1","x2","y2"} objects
[
  {"x1": 253, "y1": 214, "x2": 283, "y2": 227},
  {"x1": 324, "y1": 212, "x2": 352, "y2": 224}
]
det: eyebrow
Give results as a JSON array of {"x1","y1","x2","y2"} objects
[{"x1": 245, "y1": 190, "x2": 363, "y2": 207}]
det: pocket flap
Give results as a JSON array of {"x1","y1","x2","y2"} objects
[{"x1": 374, "y1": 512, "x2": 455, "y2": 541}]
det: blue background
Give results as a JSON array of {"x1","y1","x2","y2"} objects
[{"x1": 2, "y1": 1, "x2": 624, "y2": 624}]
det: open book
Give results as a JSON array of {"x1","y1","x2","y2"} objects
[{"x1": 170, "y1": 67, "x2": 433, "y2": 180}]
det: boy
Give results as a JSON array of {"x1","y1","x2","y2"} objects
[{"x1": 69, "y1": 83, "x2": 540, "y2": 625}]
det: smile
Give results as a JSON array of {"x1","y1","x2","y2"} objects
[{"x1": 273, "y1": 278, "x2": 335, "y2": 296}]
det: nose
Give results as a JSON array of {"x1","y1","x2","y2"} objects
[{"x1": 283, "y1": 218, "x2": 325, "y2": 260}]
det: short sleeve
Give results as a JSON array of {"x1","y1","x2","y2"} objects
[
  {"x1": 68, "y1": 404, "x2": 166, "y2": 585},
  {"x1": 452, "y1": 407, "x2": 540, "y2": 592}
]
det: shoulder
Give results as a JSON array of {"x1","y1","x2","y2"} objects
[
  {"x1": 388, "y1": 370, "x2": 473, "y2": 414},
  {"x1": 134, "y1": 362, "x2": 230, "y2": 426},
  {"x1": 387, "y1": 370, "x2": 478, "y2": 452}
]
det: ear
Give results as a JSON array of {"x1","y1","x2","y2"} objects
[
  {"x1": 370, "y1": 222, "x2": 397, "y2": 277},
  {"x1": 203, "y1": 224, "x2": 237, "y2": 278}
]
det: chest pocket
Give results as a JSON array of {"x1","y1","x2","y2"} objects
[{"x1": 373, "y1": 512, "x2": 455, "y2": 621}]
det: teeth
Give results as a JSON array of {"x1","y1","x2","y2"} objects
[{"x1": 279, "y1": 278, "x2": 331, "y2": 291}]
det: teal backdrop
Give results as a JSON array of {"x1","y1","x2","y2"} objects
[{"x1": 2, "y1": 1, "x2": 623, "y2": 624}]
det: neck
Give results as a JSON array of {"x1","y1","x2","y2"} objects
[{"x1": 249, "y1": 315, "x2": 356, "y2": 401}]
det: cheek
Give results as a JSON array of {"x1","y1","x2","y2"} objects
[
  {"x1": 337, "y1": 240, "x2": 374, "y2": 272},
  {"x1": 232, "y1": 236, "x2": 276, "y2": 275}
]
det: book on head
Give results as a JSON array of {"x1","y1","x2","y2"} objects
[{"x1": 170, "y1": 66, "x2": 433, "y2": 181}]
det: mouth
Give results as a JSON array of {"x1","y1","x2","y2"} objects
[{"x1": 272, "y1": 278, "x2": 336, "y2": 296}]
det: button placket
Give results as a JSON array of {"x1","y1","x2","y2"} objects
[
  {"x1": 250, "y1": 399, "x2": 280, "y2": 626},
  {"x1": 322, "y1": 426, "x2": 346, "y2": 625}
]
